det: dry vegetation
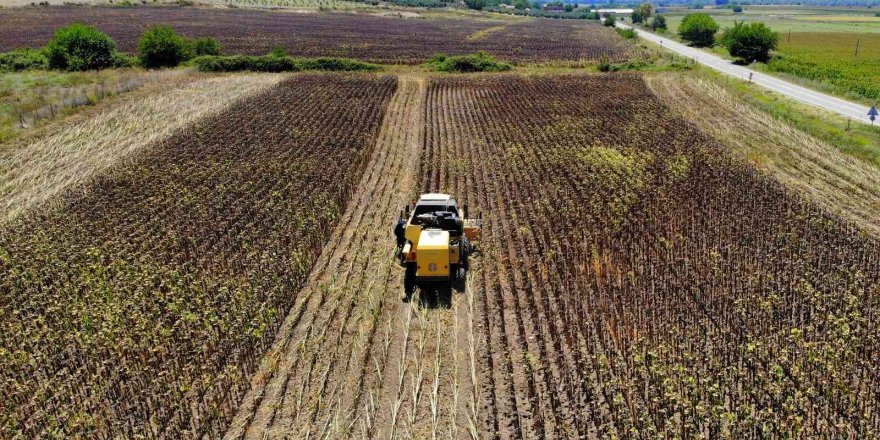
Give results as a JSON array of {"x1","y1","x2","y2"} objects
[
  {"x1": 420, "y1": 73, "x2": 880, "y2": 438},
  {"x1": 0, "y1": 7, "x2": 639, "y2": 64},
  {"x1": 0, "y1": 73, "x2": 396, "y2": 438},
  {"x1": 0, "y1": 73, "x2": 283, "y2": 222},
  {"x1": 648, "y1": 73, "x2": 880, "y2": 238}
]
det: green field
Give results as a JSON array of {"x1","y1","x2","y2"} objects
[
  {"x1": 764, "y1": 32, "x2": 880, "y2": 102},
  {"x1": 662, "y1": 5, "x2": 880, "y2": 34},
  {"x1": 652, "y1": 6, "x2": 880, "y2": 102}
]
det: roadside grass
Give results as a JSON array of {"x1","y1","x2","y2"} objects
[{"x1": 696, "y1": 67, "x2": 880, "y2": 167}]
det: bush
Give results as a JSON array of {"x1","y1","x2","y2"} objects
[
  {"x1": 732, "y1": 4, "x2": 743, "y2": 13},
  {"x1": 720, "y1": 21, "x2": 779, "y2": 63},
  {"x1": 616, "y1": 28, "x2": 637, "y2": 39},
  {"x1": 875, "y1": 11, "x2": 879, "y2": 17},
  {"x1": 603, "y1": 15, "x2": 616, "y2": 26},
  {"x1": 650, "y1": 15, "x2": 667, "y2": 31},
  {"x1": 426, "y1": 52, "x2": 512, "y2": 73},
  {"x1": 138, "y1": 25, "x2": 191, "y2": 68},
  {"x1": 192, "y1": 55, "x2": 296, "y2": 72},
  {"x1": 111, "y1": 52, "x2": 138, "y2": 68},
  {"x1": 465, "y1": 0, "x2": 485, "y2": 9},
  {"x1": 191, "y1": 55, "x2": 380, "y2": 72},
  {"x1": 191, "y1": 37, "x2": 221, "y2": 56},
  {"x1": 679, "y1": 13, "x2": 719, "y2": 47},
  {"x1": 45, "y1": 23, "x2": 117, "y2": 71},
  {"x1": 0, "y1": 48, "x2": 47, "y2": 72},
  {"x1": 296, "y1": 57, "x2": 380, "y2": 71}
]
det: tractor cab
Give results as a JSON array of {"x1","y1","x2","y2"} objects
[{"x1": 394, "y1": 193, "x2": 481, "y2": 292}]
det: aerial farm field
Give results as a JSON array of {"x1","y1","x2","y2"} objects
[
  {"x1": 0, "y1": 7, "x2": 636, "y2": 65},
  {"x1": 2, "y1": 4, "x2": 880, "y2": 440}
]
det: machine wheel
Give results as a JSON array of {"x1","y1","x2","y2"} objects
[
  {"x1": 451, "y1": 264, "x2": 467, "y2": 292},
  {"x1": 459, "y1": 237, "x2": 471, "y2": 270},
  {"x1": 403, "y1": 263, "x2": 417, "y2": 301}
]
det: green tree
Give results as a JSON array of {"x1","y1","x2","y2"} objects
[
  {"x1": 138, "y1": 26, "x2": 192, "y2": 68},
  {"x1": 45, "y1": 23, "x2": 117, "y2": 71},
  {"x1": 720, "y1": 21, "x2": 779, "y2": 63},
  {"x1": 637, "y1": 2, "x2": 653, "y2": 21},
  {"x1": 465, "y1": 0, "x2": 485, "y2": 9},
  {"x1": 731, "y1": 4, "x2": 743, "y2": 12},
  {"x1": 631, "y1": 10, "x2": 644, "y2": 23},
  {"x1": 603, "y1": 14, "x2": 617, "y2": 26},
  {"x1": 191, "y1": 37, "x2": 221, "y2": 56},
  {"x1": 564, "y1": 3, "x2": 573, "y2": 12},
  {"x1": 678, "y1": 13, "x2": 719, "y2": 47},
  {"x1": 650, "y1": 14, "x2": 667, "y2": 31}
]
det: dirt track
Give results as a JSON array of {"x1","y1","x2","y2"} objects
[{"x1": 224, "y1": 74, "x2": 482, "y2": 439}]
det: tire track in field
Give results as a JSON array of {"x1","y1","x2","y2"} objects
[{"x1": 224, "y1": 75, "x2": 438, "y2": 439}]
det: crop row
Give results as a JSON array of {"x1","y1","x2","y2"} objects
[
  {"x1": 0, "y1": 7, "x2": 638, "y2": 64},
  {"x1": 0, "y1": 73, "x2": 396, "y2": 439},
  {"x1": 421, "y1": 74, "x2": 880, "y2": 438}
]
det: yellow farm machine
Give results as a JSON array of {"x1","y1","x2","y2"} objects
[{"x1": 393, "y1": 193, "x2": 481, "y2": 293}]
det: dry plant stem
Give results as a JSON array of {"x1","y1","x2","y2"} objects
[
  {"x1": 0, "y1": 73, "x2": 284, "y2": 222},
  {"x1": 647, "y1": 73, "x2": 880, "y2": 238},
  {"x1": 224, "y1": 75, "x2": 431, "y2": 440}
]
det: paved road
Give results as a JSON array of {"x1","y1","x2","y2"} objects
[{"x1": 617, "y1": 22, "x2": 875, "y2": 125}]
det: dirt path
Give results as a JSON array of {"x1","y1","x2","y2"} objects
[{"x1": 224, "y1": 74, "x2": 481, "y2": 439}]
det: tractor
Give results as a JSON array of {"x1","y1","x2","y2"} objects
[{"x1": 393, "y1": 193, "x2": 481, "y2": 294}]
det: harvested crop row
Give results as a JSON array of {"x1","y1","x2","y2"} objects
[
  {"x1": 420, "y1": 74, "x2": 880, "y2": 438},
  {"x1": 647, "y1": 73, "x2": 880, "y2": 238},
  {"x1": 0, "y1": 72, "x2": 284, "y2": 223},
  {"x1": 0, "y1": 7, "x2": 638, "y2": 64},
  {"x1": 0, "y1": 73, "x2": 397, "y2": 439}
]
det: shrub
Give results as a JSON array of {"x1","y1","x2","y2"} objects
[
  {"x1": 426, "y1": 52, "x2": 512, "y2": 72},
  {"x1": 0, "y1": 48, "x2": 47, "y2": 72},
  {"x1": 191, "y1": 37, "x2": 221, "y2": 56},
  {"x1": 465, "y1": 0, "x2": 485, "y2": 9},
  {"x1": 603, "y1": 15, "x2": 616, "y2": 26},
  {"x1": 679, "y1": 13, "x2": 719, "y2": 47},
  {"x1": 875, "y1": 11, "x2": 879, "y2": 17},
  {"x1": 191, "y1": 55, "x2": 380, "y2": 72},
  {"x1": 138, "y1": 25, "x2": 191, "y2": 68},
  {"x1": 616, "y1": 28, "x2": 637, "y2": 39},
  {"x1": 720, "y1": 21, "x2": 779, "y2": 63},
  {"x1": 192, "y1": 55, "x2": 296, "y2": 72},
  {"x1": 296, "y1": 57, "x2": 380, "y2": 71},
  {"x1": 732, "y1": 4, "x2": 743, "y2": 13},
  {"x1": 45, "y1": 23, "x2": 117, "y2": 71},
  {"x1": 269, "y1": 45, "x2": 288, "y2": 58},
  {"x1": 651, "y1": 15, "x2": 667, "y2": 31},
  {"x1": 111, "y1": 52, "x2": 138, "y2": 68}
]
